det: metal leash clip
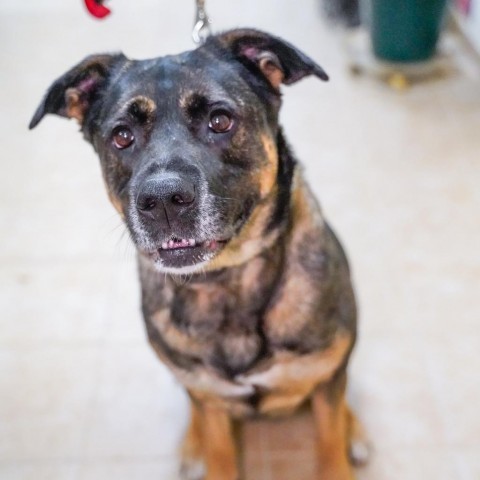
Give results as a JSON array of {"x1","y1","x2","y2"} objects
[{"x1": 192, "y1": 0, "x2": 212, "y2": 44}]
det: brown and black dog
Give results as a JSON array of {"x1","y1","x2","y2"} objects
[{"x1": 30, "y1": 29, "x2": 369, "y2": 480}]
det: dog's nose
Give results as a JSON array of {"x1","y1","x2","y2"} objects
[{"x1": 136, "y1": 175, "x2": 196, "y2": 220}]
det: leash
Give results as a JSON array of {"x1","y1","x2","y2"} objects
[
  {"x1": 192, "y1": 0, "x2": 212, "y2": 44},
  {"x1": 82, "y1": 0, "x2": 212, "y2": 44}
]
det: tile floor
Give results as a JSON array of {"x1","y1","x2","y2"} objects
[{"x1": 1, "y1": 0, "x2": 480, "y2": 479}]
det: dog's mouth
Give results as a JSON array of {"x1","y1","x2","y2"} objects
[
  {"x1": 160, "y1": 237, "x2": 225, "y2": 251},
  {"x1": 142, "y1": 236, "x2": 229, "y2": 272}
]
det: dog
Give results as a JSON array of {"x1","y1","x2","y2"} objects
[{"x1": 30, "y1": 28, "x2": 369, "y2": 480}]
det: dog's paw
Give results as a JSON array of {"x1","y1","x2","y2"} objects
[
  {"x1": 180, "y1": 457, "x2": 206, "y2": 480},
  {"x1": 347, "y1": 408, "x2": 371, "y2": 467},
  {"x1": 349, "y1": 437, "x2": 371, "y2": 467}
]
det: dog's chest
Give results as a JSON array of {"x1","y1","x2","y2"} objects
[
  {"x1": 172, "y1": 282, "x2": 267, "y2": 375},
  {"x1": 142, "y1": 252, "x2": 283, "y2": 378},
  {"x1": 146, "y1": 277, "x2": 351, "y2": 418}
]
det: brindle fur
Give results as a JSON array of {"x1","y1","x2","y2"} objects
[{"x1": 30, "y1": 28, "x2": 368, "y2": 480}]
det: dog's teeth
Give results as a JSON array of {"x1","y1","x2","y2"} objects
[{"x1": 160, "y1": 238, "x2": 197, "y2": 250}]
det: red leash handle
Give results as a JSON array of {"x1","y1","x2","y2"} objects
[{"x1": 84, "y1": 0, "x2": 111, "y2": 19}]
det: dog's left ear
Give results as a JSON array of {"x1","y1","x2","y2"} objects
[
  {"x1": 29, "y1": 53, "x2": 126, "y2": 129},
  {"x1": 211, "y1": 28, "x2": 329, "y2": 90}
]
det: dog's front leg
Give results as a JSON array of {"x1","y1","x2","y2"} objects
[
  {"x1": 311, "y1": 372, "x2": 355, "y2": 480},
  {"x1": 181, "y1": 400, "x2": 238, "y2": 480},
  {"x1": 202, "y1": 403, "x2": 239, "y2": 480},
  {"x1": 181, "y1": 401, "x2": 206, "y2": 480}
]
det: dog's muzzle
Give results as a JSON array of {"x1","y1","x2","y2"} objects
[{"x1": 131, "y1": 172, "x2": 229, "y2": 273}]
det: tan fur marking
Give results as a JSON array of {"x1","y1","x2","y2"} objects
[
  {"x1": 202, "y1": 406, "x2": 238, "y2": 480},
  {"x1": 238, "y1": 255, "x2": 267, "y2": 303},
  {"x1": 151, "y1": 309, "x2": 206, "y2": 358},
  {"x1": 312, "y1": 390, "x2": 355, "y2": 479},
  {"x1": 264, "y1": 172, "x2": 326, "y2": 340},
  {"x1": 108, "y1": 191, "x2": 124, "y2": 218},
  {"x1": 258, "y1": 133, "x2": 278, "y2": 198},
  {"x1": 258, "y1": 54, "x2": 284, "y2": 90},
  {"x1": 265, "y1": 272, "x2": 318, "y2": 340},
  {"x1": 290, "y1": 170, "x2": 323, "y2": 225},
  {"x1": 207, "y1": 192, "x2": 278, "y2": 271},
  {"x1": 128, "y1": 95, "x2": 157, "y2": 116},
  {"x1": 206, "y1": 132, "x2": 278, "y2": 272},
  {"x1": 237, "y1": 329, "x2": 352, "y2": 416},
  {"x1": 65, "y1": 88, "x2": 85, "y2": 124},
  {"x1": 179, "y1": 90, "x2": 195, "y2": 110}
]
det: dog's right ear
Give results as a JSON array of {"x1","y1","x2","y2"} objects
[
  {"x1": 208, "y1": 29, "x2": 328, "y2": 91},
  {"x1": 29, "y1": 53, "x2": 126, "y2": 130}
]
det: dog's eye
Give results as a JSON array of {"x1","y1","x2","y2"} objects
[
  {"x1": 112, "y1": 126, "x2": 135, "y2": 149},
  {"x1": 209, "y1": 111, "x2": 233, "y2": 133}
]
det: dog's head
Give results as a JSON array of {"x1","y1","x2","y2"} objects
[{"x1": 30, "y1": 29, "x2": 327, "y2": 274}]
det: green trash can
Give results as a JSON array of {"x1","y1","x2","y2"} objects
[{"x1": 369, "y1": 0, "x2": 448, "y2": 63}]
